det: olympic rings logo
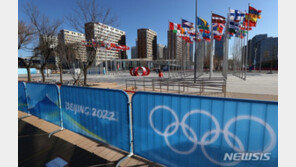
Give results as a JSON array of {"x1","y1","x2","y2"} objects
[{"x1": 149, "y1": 105, "x2": 277, "y2": 166}]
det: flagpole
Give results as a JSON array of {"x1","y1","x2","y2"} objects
[
  {"x1": 222, "y1": 8, "x2": 230, "y2": 79},
  {"x1": 241, "y1": 34, "x2": 244, "y2": 79},
  {"x1": 194, "y1": 0, "x2": 198, "y2": 83},
  {"x1": 245, "y1": 3, "x2": 250, "y2": 80},
  {"x1": 210, "y1": 11, "x2": 213, "y2": 79},
  {"x1": 168, "y1": 20, "x2": 170, "y2": 78}
]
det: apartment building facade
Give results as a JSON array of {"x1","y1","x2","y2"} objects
[
  {"x1": 84, "y1": 22, "x2": 127, "y2": 65},
  {"x1": 137, "y1": 28, "x2": 157, "y2": 60},
  {"x1": 58, "y1": 29, "x2": 87, "y2": 62},
  {"x1": 167, "y1": 30, "x2": 182, "y2": 60}
]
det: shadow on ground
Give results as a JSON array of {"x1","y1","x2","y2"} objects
[{"x1": 18, "y1": 120, "x2": 115, "y2": 167}]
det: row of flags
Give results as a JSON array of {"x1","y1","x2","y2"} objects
[
  {"x1": 228, "y1": 6, "x2": 262, "y2": 38},
  {"x1": 82, "y1": 39, "x2": 130, "y2": 51},
  {"x1": 168, "y1": 5, "x2": 262, "y2": 43}
]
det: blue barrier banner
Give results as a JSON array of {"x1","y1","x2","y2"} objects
[
  {"x1": 132, "y1": 92, "x2": 278, "y2": 167},
  {"x1": 26, "y1": 83, "x2": 61, "y2": 126},
  {"x1": 18, "y1": 82, "x2": 28, "y2": 113},
  {"x1": 60, "y1": 85, "x2": 130, "y2": 152}
]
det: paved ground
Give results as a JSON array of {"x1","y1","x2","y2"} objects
[
  {"x1": 18, "y1": 111, "x2": 162, "y2": 167},
  {"x1": 226, "y1": 72, "x2": 278, "y2": 95},
  {"x1": 19, "y1": 120, "x2": 111, "y2": 167},
  {"x1": 19, "y1": 70, "x2": 278, "y2": 101}
]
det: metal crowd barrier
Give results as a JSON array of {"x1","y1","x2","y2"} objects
[
  {"x1": 126, "y1": 77, "x2": 227, "y2": 97},
  {"x1": 131, "y1": 91, "x2": 278, "y2": 167},
  {"x1": 18, "y1": 82, "x2": 278, "y2": 167}
]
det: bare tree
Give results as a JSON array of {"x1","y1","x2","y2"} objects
[
  {"x1": 67, "y1": 0, "x2": 118, "y2": 86},
  {"x1": 18, "y1": 53, "x2": 38, "y2": 82},
  {"x1": 18, "y1": 20, "x2": 35, "y2": 50},
  {"x1": 55, "y1": 41, "x2": 83, "y2": 85},
  {"x1": 18, "y1": 20, "x2": 37, "y2": 82},
  {"x1": 24, "y1": 2, "x2": 62, "y2": 82}
]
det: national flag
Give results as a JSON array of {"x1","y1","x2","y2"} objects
[
  {"x1": 199, "y1": 29, "x2": 210, "y2": 34},
  {"x1": 244, "y1": 13, "x2": 258, "y2": 23},
  {"x1": 214, "y1": 35, "x2": 222, "y2": 41},
  {"x1": 213, "y1": 23, "x2": 225, "y2": 34},
  {"x1": 249, "y1": 6, "x2": 262, "y2": 19},
  {"x1": 197, "y1": 16, "x2": 210, "y2": 35},
  {"x1": 178, "y1": 35, "x2": 193, "y2": 43},
  {"x1": 243, "y1": 15, "x2": 257, "y2": 27},
  {"x1": 212, "y1": 23, "x2": 224, "y2": 40},
  {"x1": 187, "y1": 28, "x2": 197, "y2": 37},
  {"x1": 169, "y1": 22, "x2": 180, "y2": 33},
  {"x1": 229, "y1": 9, "x2": 245, "y2": 22},
  {"x1": 197, "y1": 17, "x2": 209, "y2": 28},
  {"x1": 229, "y1": 21, "x2": 241, "y2": 32},
  {"x1": 240, "y1": 26, "x2": 252, "y2": 31},
  {"x1": 182, "y1": 19, "x2": 194, "y2": 28},
  {"x1": 235, "y1": 30, "x2": 246, "y2": 39},
  {"x1": 243, "y1": 21, "x2": 256, "y2": 27},
  {"x1": 212, "y1": 13, "x2": 226, "y2": 24},
  {"x1": 202, "y1": 32, "x2": 211, "y2": 42},
  {"x1": 176, "y1": 24, "x2": 186, "y2": 34}
]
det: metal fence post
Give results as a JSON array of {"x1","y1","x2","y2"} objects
[
  {"x1": 200, "y1": 80, "x2": 202, "y2": 95},
  {"x1": 178, "y1": 81, "x2": 180, "y2": 94},
  {"x1": 18, "y1": 82, "x2": 31, "y2": 120},
  {"x1": 48, "y1": 84, "x2": 64, "y2": 138},
  {"x1": 167, "y1": 80, "x2": 169, "y2": 92},
  {"x1": 152, "y1": 79, "x2": 155, "y2": 91},
  {"x1": 160, "y1": 80, "x2": 162, "y2": 93},
  {"x1": 223, "y1": 79, "x2": 227, "y2": 97},
  {"x1": 116, "y1": 90, "x2": 134, "y2": 167},
  {"x1": 143, "y1": 79, "x2": 145, "y2": 91}
]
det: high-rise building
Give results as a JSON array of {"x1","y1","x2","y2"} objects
[
  {"x1": 163, "y1": 46, "x2": 168, "y2": 60},
  {"x1": 167, "y1": 30, "x2": 182, "y2": 60},
  {"x1": 244, "y1": 34, "x2": 278, "y2": 68},
  {"x1": 157, "y1": 44, "x2": 165, "y2": 60},
  {"x1": 137, "y1": 28, "x2": 157, "y2": 60},
  {"x1": 58, "y1": 29, "x2": 87, "y2": 62},
  {"x1": 84, "y1": 22, "x2": 127, "y2": 65},
  {"x1": 259, "y1": 37, "x2": 278, "y2": 62},
  {"x1": 247, "y1": 34, "x2": 267, "y2": 65},
  {"x1": 131, "y1": 46, "x2": 138, "y2": 59},
  {"x1": 214, "y1": 36, "x2": 224, "y2": 61},
  {"x1": 181, "y1": 40, "x2": 192, "y2": 63}
]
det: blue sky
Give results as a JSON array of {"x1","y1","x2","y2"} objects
[{"x1": 18, "y1": 0, "x2": 278, "y2": 58}]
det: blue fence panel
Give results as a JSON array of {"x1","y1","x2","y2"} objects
[
  {"x1": 26, "y1": 83, "x2": 61, "y2": 126},
  {"x1": 18, "y1": 82, "x2": 28, "y2": 113},
  {"x1": 60, "y1": 85, "x2": 130, "y2": 152},
  {"x1": 132, "y1": 92, "x2": 278, "y2": 167}
]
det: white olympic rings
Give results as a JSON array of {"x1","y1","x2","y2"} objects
[{"x1": 149, "y1": 105, "x2": 277, "y2": 166}]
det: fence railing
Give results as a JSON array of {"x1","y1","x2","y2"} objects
[
  {"x1": 126, "y1": 77, "x2": 226, "y2": 97},
  {"x1": 18, "y1": 82, "x2": 278, "y2": 167}
]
